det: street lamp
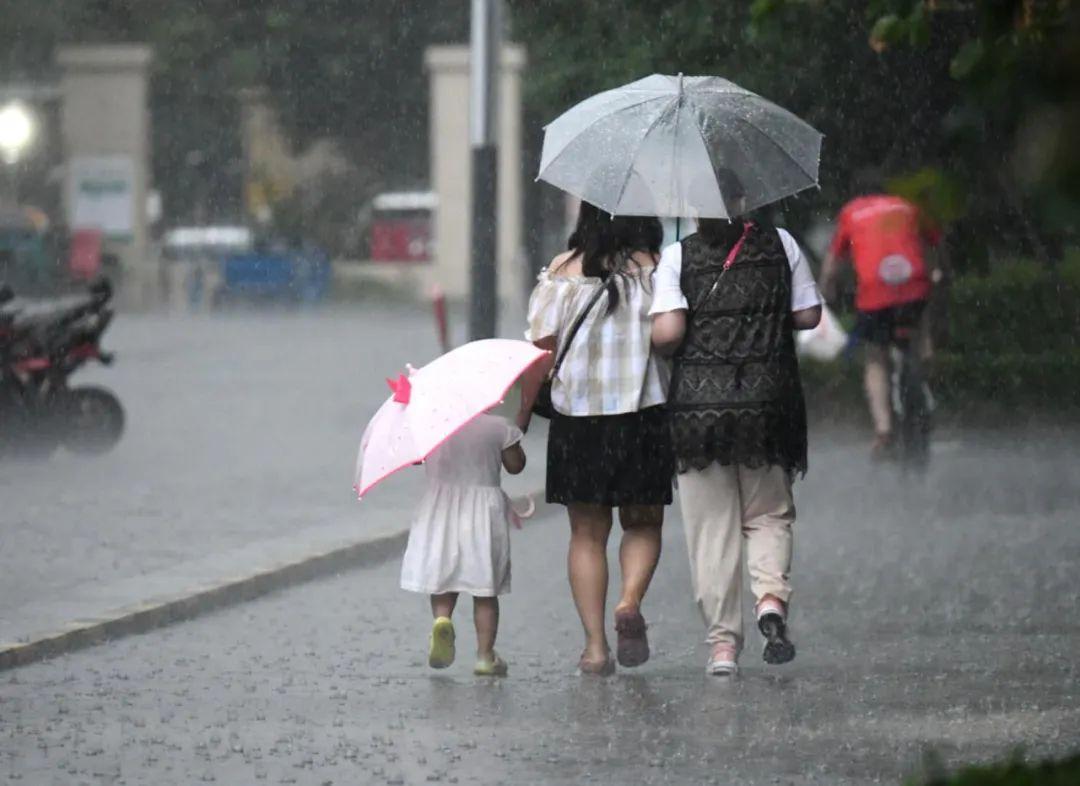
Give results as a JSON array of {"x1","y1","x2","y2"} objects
[
  {"x1": 0, "y1": 101, "x2": 35, "y2": 203},
  {"x1": 0, "y1": 101, "x2": 35, "y2": 165}
]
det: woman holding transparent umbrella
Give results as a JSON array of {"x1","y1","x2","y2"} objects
[
  {"x1": 650, "y1": 170, "x2": 822, "y2": 677},
  {"x1": 517, "y1": 201, "x2": 674, "y2": 677}
]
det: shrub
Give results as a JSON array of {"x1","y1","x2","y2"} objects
[
  {"x1": 799, "y1": 350, "x2": 1080, "y2": 422},
  {"x1": 802, "y1": 258, "x2": 1080, "y2": 418},
  {"x1": 931, "y1": 351, "x2": 1080, "y2": 411},
  {"x1": 947, "y1": 262, "x2": 1080, "y2": 356},
  {"x1": 908, "y1": 753, "x2": 1080, "y2": 786}
]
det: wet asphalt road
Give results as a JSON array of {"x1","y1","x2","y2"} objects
[
  {"x1": 0, "y1": 306, "x2": 443, "y2": 629},
  {"x1": 2, "y1": 430, "x2": 1080, "y2": 785}
]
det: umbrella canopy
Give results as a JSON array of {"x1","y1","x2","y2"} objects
[
  {"x1": 354, "y1": 339, "x2": 548, "y2": 499},
  {"x1": 537, "y1": 74, "x2": 823, "y2": 219}
]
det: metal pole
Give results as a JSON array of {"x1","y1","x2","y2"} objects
[
  {"x1": 469, "y1": 0, "x2": 500, "y2": 340},
  {"x1": 2, "y1": 164, "x2": 17, "y2": 204}
]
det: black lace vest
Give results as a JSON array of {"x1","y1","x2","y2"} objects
[{"x1": 668, "y1": 225, "x2": 808, "y2": 475}]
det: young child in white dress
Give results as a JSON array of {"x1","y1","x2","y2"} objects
[{"x1": 399, "y1": 413, "x2": 526, "y2": 676}]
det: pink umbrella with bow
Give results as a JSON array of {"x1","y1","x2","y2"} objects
[{"x1": 354, "y1": 338, "x2": 549, "y2": 499}]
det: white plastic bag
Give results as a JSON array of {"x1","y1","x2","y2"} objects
[{"x1": 797, "y1": 303, "x2": 848, "y2": 362}]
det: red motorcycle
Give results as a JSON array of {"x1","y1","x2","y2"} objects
[{"x1": 0, "y1": 279, "x2": 125, "y2": 458}]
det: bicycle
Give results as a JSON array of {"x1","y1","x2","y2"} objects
[
  {"x1": 839, "y1": 308, "x2": 934, "y2": 472},
  {"x1": 886, "y1": 318, "x2": 934, "y2": 472}
]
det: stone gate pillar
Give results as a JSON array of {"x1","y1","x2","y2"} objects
[
  {"x1": 58, "y1": 45, "x2": 153, "y2": 307},
  {"x1": 425, "y1": 45, "x2": 526, "y2": 330}
]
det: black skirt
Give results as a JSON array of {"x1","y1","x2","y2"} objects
[{"x1": 546, "y1": 406, "x2": 674, "y2": 507}]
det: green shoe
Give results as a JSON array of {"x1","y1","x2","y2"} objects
[
  {"x1": 473, "y1": 652, "x2": 508, "y2": 677},
  {"x1": 428, "y1": 617, "x2": 456, "y2": 669}
]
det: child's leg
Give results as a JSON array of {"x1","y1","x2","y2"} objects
[
  {"x1": 428, "y1": 593, "x2": 458, "y2": 669},
  {"x1": 473, "y1": 596, "x2": 499, "y2": 659},
  {"x1": 431, "y1": 592, "x2": 458, "y2": 619}
]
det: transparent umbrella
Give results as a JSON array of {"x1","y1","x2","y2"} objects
[{"x1": 537, "y1": 73, "x2": 823, "y2": 219}]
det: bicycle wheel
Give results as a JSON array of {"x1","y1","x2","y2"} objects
[{"x1": 897, "y1": 352, "x2": 931, "y2": 472}]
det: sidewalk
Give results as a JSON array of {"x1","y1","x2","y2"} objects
[
  {"x1": 0, "y1": 304, "x2": 545, "y2": 660},
  {"x1": 3, "y1": 429, "x2": 1079, "y2": 784}
]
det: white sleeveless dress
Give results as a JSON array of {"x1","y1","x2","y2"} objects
[{"x1": 399, "y1": 415, "x2": 523, "y2": 597}]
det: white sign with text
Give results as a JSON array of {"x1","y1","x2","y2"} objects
[{"x1": 69, "y1": 155, "x2": 135, "y2": 239}]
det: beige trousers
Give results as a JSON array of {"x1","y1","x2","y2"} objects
[{"x1": 678, "y1": 462, "x2": 795, "y2": 651}]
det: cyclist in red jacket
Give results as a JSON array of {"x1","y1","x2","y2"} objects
[{"x1": 821, "y1": 194, "x2": 940, "y2": 457}]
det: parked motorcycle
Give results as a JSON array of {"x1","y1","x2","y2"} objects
[{"x1": 0, "y1": 279, "x2": 125, "y2": 458}]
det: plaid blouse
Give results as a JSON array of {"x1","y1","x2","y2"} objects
[{"x1": 525, "y1": 267, "x2": 669, "y2": 416}]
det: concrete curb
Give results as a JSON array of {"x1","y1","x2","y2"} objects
[
  {"x1": 0, "y1": 483, "x2": 552, "y2": 672},
  {"x1": 0, "y1": 528, "x2": 408, "y2": 672}
]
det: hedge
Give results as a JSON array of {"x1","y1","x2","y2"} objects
[
  {"x1": 800, "y1": 350, "x2": 1080, "y2": 422},
  {"x1": 802, "y1": 259, "x2": 1080, "y2": 418},
  {"x1": 947, "y1": 260, "x2": 1080, "y2": 356},
  {"x1": 908, "y1": 753, "x2": 1080, "y2": 786}
]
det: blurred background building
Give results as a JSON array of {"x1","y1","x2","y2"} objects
[{"x1": 0, "y1": 2, "x2": 1074, "y2": 318}]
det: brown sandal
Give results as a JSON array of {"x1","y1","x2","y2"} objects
[
  {"x1": 614, "y1": 608, "x2": 649, "y2": 668},
  {"x1": 578, "y1": 651, "x2": 615, "y2": 676}
]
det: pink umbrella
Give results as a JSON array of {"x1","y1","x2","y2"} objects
[{"x1": 354, "y1": 338, "x2": 548, "y2": 499}]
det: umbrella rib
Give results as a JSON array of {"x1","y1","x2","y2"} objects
[
  {"x1": 541, "y1": 87, "x2": 674, "y2": 130},
  {"x1": 686, "y1": 93, "x2": 776, "y2": 203},
  {"x1": 682, "y1": 100, "x2": 730, "y2": 216},
  {"x1": 687, "y1": 92, "x2": 820, "y2": 187},
  {"x1": 537, "y1": 94, "x2": 670, "y2": 180},
  {"x1": 609, "y1": 98, "x2": 678, "y2": 213},
  {"x1": 679, "y1": 93, "x2": 819, "y2": 214},
  {"x1": 668, "y1": 89, "x2": 682, "y2": 218},
  {"x1": 724, "y1": 111, "x2": 820, "y2": 185}
]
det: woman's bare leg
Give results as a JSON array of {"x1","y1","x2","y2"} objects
[
  {"x1": 614, "y1": 505, "x2": 664, "y2": 615},
  {"x1": 567, "y1": 503, "x2": 614, "y2": 662}
]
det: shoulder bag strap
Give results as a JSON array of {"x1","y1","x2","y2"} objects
[
  {"x1": 549, "y1": 280, "x2": 609, "y2": 380},
  {"x1": 689, "y1": 221, "x2": 753, "y2": 317}
]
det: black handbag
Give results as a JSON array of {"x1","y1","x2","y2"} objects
[{"x1": 532, "y1": 282, "x2": 609, "y2": 419}]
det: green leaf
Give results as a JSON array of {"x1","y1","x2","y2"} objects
[
  {"x1": 749, "y1": 0, "x2": 785, "y2": 23},
  {"x1": 869, "y1": 13, "x2": 905, "y2": 50},
  {"x1": 747, "y1": 0, "x2": 786, "y2": 40},
  {"x1": 887, "y1": 167, "x2": 968, "y2": 226},
  {"x1": 950, "y1": 39, "x2": 987, "y2": 81},
  {"x1": 906, "y1": 2, "x2": 930, "y2": 48}
]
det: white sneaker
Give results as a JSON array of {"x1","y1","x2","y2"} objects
[
  {"x1": 754, "y1": 597, "x2": 786, "y2": 620},
  {"x1": 706, "y1": 643, "x2": 738, "y2": 676}
]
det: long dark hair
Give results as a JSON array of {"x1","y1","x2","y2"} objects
[{"x1": 562, "y1": 201, "x2": 662, "y2": 314}]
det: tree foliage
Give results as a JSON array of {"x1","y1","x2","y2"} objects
[{"x1": 510, "y1": 0, "x2": 1078, "y2": 267}]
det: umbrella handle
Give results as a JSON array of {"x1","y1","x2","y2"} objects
[{"x1": 507, "y1": 492, "x2": 536, "y2": 529}]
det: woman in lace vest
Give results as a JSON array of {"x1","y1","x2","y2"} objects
[
  {"x1": 650, "y1": 177, "x2": 822, "y2": 677},
  {"x1": 518, "y1": 201, "x2": 674, "y2": 676}
]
